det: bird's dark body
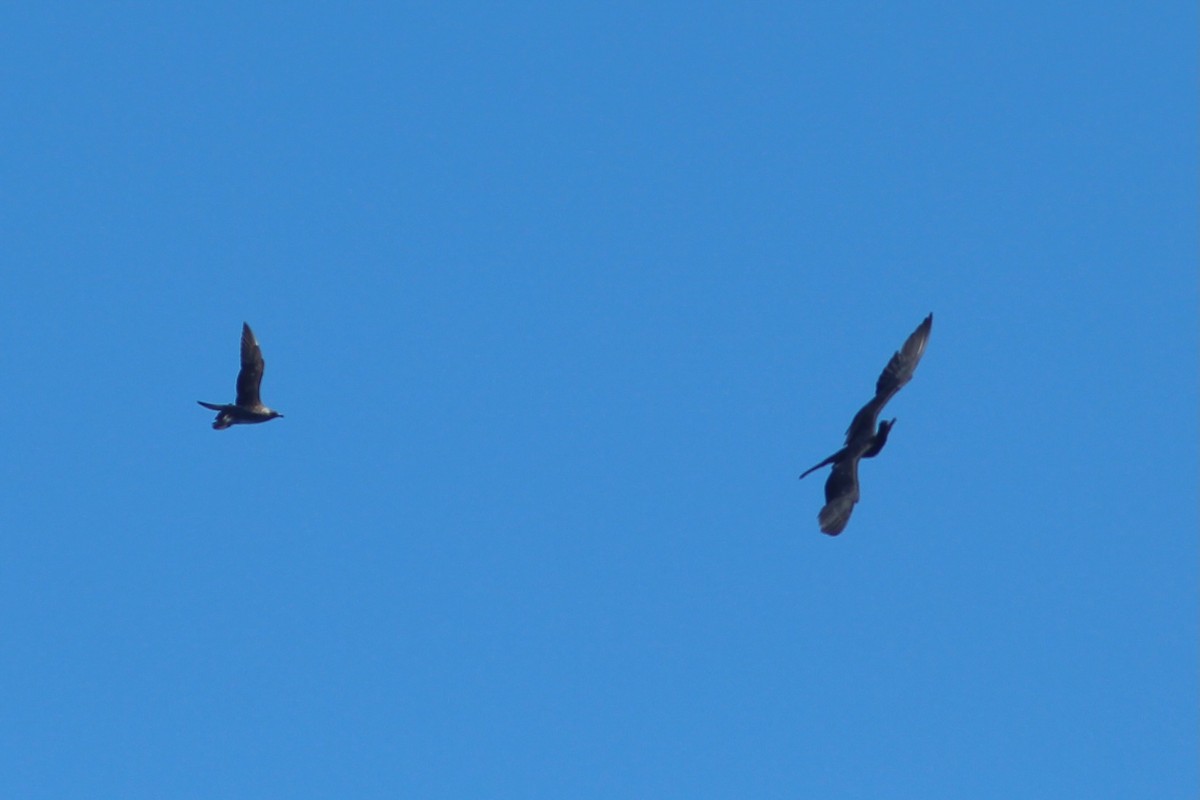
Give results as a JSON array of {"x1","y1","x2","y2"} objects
[
  {"x1": 198, "y1": 323, "x2": 283, "y2": 430},
  {"x1": 196, "y1": 402, "x2": 280, "y2": 429},
  {"x1": 800, "y1": 314, "x2": 932, "y2": 535}
]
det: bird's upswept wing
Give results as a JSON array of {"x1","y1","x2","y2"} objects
[
  {"x1": 818, "y1": 456, "x2": 860, "y2": 535},
  {"x1": 843, "y1": 313, "x2": 933, "y2": 445},
  {"x1": 235, "y1": 322, "x2": 265, "y2": 408},
  {"x1": 874, "y1": 312, "x2": 932, "y2": 405}
]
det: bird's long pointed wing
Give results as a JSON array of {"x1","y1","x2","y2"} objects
[
  {"x1": 235, "y1": 322, "x2": 265, "y2": 407},
  {"x1": 818, "y1": 457, "x2": 860, "y2": 535},
  {"x1": 844, "y1": 313, "x2": 932, "y2": 444},
  {"x1": 875, "y1": 312, "x2": 932, "y2": 406}
]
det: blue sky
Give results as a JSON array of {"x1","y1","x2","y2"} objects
[{"x1": 1, "y1": 3, "x2": 1195, "y2": 797}]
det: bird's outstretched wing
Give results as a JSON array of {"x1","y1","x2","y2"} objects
[
  {"x1": 818, "y1": 456, "x2": 860, "y2": 536},
  {"x1": 844, "y1": 313, "x2": 933, "y2": 445},
  {"x1": 874, "y1": 312, "x2": 932, "y2": 405},
  {"x1": 235, "y1": 322, "x2": 265, "y2": 407}
]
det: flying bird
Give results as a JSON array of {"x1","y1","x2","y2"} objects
[
  {"x1": 800, "y1": 313, "x2": 932, "y2": 535},
  {"x1": 197, "y1": 322, "x2": 284, "y2": 430}
]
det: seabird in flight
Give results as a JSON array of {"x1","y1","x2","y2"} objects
[
  {"x1": 197, "y1": 322, "x2": 284, "y2": 430},
  {"x1": 800, "y1": 313, "x2": 932, "y2": 535}
]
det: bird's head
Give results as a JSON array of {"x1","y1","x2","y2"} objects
[
  {"x1": 269, "y1": 410, "x2": 284, "y2": 420},
  {"x1": 877, "y1": 418, "x2": 897, "y2": 438}
]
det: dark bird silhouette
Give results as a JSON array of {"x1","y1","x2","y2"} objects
[
  {"x1": 197, "y1": 322, "x2": 284, "y2": 430},
  {"x1": 800, "y1": 313, "x2": 932, "y2": 535}
]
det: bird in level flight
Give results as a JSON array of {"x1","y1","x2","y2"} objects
[
  {"x1": 197, "y1": 322, "x2": 284, "y2": 430},
  {"x1": 800, "y1": 313, "x2": 932, "y2": 535}
]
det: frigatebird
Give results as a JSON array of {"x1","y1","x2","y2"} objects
[
  {"x1": 197, "y1": 322, "x2": 284, "y2": 430},
  {"x1": 800, "y1": 313, "x2": 932, "y2": 535}
]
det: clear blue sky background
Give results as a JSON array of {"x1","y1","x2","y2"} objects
[{"x1": 1, "y1": 3, "x2": 1195, "y2": 798}]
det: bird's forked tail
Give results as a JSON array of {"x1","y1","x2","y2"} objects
[{"x1": 800, "y1": 449, "x2": 843, "y2": 480}]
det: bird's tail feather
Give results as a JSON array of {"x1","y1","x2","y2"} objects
[{"x1": 800, "y1": 452, "x2": 839, "y2": 480}]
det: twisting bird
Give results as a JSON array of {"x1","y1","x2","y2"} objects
[
  {"x1": 800, "y1": 313, "x2": 932, "y2": 535},
  {"x1": 197, "y1": 322, "x2": 284, "y2": 430}
]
